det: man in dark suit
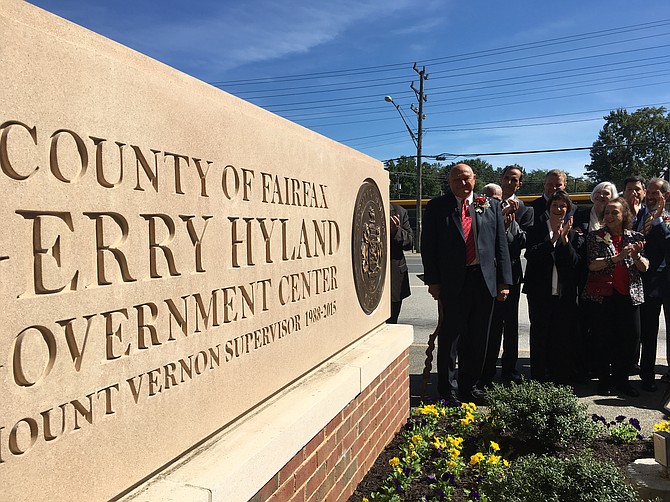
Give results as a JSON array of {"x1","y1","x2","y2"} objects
[
  {"x1": 388, "y1": 202, "x2": 414, "y2": 324},
  {"x1": 421, "y1": 163, "x2": 512, "y2": 403},
  {"x1": 482, "y1": 166, "x2": 534, "y2": 386},
  {"x1": 529, "y1": 169, "x2": 568, "y2": 226},
  {"x1": 639, "y1": 178, "x2": 670, "y2": 391}
]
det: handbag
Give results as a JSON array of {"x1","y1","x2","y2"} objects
[{"x1": 585, "y1": 273, "x2": 613, "y2": 296}]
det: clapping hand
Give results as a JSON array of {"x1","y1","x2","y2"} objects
[
  {"x1": 629, "y1": 240, "x2": 645, "y2": 260},
  {"x1": 559, "y1": 216, "x2": 573, "y2": 245},
  {"x1": 390, "y1": 213, "x2": 400, "y2": 235}
]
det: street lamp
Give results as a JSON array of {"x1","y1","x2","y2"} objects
[{"x1": 385, "y1": 95, "x2": 422, "y2": 251}]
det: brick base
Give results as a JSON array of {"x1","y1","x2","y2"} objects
[{"x1": 251, "y1": 350, "x2": 410, "y2": 502}]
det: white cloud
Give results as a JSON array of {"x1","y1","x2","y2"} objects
[{"x1": 117, "y1": 0, "x2": 417, "y2": 78}]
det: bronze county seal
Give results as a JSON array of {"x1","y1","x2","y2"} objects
[{"x1": 352, "y1": 179, "x2": 387, "y2": 314}]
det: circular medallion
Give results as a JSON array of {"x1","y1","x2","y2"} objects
[{"x1": 352, "y1": 179, "x2": 387, "y2": 315}]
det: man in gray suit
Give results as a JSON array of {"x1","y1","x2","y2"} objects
[{"x1": 421, "y1": 163, "x2": 512, "y2": 403}]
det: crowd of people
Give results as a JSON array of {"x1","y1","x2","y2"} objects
[{"x1": 417, "y1": 164, "x2": 670, "y2": 404}]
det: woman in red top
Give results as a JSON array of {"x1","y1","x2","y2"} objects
[{"x1": 584, "y1": 198, "x2": 648, "y2": 396}]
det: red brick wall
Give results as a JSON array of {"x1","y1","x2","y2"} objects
[{"x1": 250, "y1": 349, "x2": 410, "y2": 502}]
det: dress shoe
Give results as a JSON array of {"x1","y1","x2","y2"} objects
[
  {"x1": 661, "y1": 373, "x2": 670, "y2": 384},
  {"x1": 629, "y1": 364, "x2": 641, "y2": 376},
  {"x1": 642, "y1": 380, "x2": 658, "y2": 392},
  {"x1": 616, "y1": 384, "x2": 640, "y2": 398},
  {"x1": 460, "y1": 387, "x2": 487, "y2": 405}
]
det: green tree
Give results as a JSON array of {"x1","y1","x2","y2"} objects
[
  {"x1": 385, "y1": 156, "x2": 443, "y2": 199},
  {"x1": 441, "y1": 159, "x2": 500, "y2": 193},
  {"x1": 585, "y1": 107, "x2": 670, "y2": 187}
]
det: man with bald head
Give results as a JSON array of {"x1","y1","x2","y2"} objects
[{"x1": 422, "y1": 163, "x2": 512, "y2": 403}]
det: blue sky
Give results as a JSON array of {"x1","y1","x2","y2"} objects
[{"x1": 28, "y1": 0, "x2": 670, "y2": 179}]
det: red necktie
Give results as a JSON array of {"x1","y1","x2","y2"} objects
[{"x1": 462, "y1": 199, "x2": 476, "y2": 264}]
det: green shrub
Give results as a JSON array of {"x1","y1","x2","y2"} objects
[
  {"x1": 482, "y1": 452, "x2": 642, "y2": 501},
  {"x1": 485, "y1": 381, "x2": 599, "y2": 451}
]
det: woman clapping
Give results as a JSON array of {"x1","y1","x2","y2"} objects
[
  {"x1": 524, "y1": 191, "x2": 582, "y2": 384},
  {"x1": 584, "y1": 198, "x2": 648, "y2": 396}
]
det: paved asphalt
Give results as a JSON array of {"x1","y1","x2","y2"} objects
[{"x1": 400, "y1": 252, "x2": 670, "y2": 434}]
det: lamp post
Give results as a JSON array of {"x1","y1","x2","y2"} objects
[{"x1": 384, "y1": 95, "x2": 422, "y2": 251}]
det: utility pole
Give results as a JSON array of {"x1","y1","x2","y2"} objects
[{"x1": 411, "y1": 63, "x2": 428, "y2": 252}]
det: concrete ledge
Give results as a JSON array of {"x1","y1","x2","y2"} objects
[{"x1": 121, "y1": 323, "x2": 413, "y2": 502}]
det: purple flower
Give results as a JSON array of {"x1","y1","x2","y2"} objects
[
  {"x1": 426, "y1": 474, "x2": 437, "y2": 483},
  {"x1": 434, "y1": 488, "x2": 446, "y2": 500},
  {"x1": 629, "y1": 417, "x2": 641, "y2": 431},
  {"x1": 393, "y1": 478, "x2": 403, "y2": 493},
  {"x1": 591, "y1": 414, "x2": 606, "y2": 424},
  {"x1": 441, "y1": 472, "x2": 456, "y2": 485},
  {"x1": 616, "y1": 415, "x2": 626, "y2": 422},
  {"x1": 403, "y1": 466, "x2": 413, "y2": 476},
  {"x1": 469, "y1": 490, "x2": 481, "y2": 500}
]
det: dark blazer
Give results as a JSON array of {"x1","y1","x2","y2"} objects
[
  {"x1": 528, "y1": 195, "x2": 548, "y2": 226},
  {"x1": 421, "y1": 193, "x2": 512, "y2": 299},
  {"x1": 390, "y1": 203, "x2": 414, "y2": 302},
  {"x1": 633, "y1": 205, "x2": 649, "y2": 232},
  {"x1": 506, "y1": 198, "x2": 534, "y2": 285},
  {"x1": 523, "y1": 221, "x2": 582, "y2": 301},
  {"x1": 641, "y1": 212, "x2": 670, "y2": 298}
]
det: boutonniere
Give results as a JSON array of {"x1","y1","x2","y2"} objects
[
  {"x1": 472, "y1": 195, "x2": 490, "y2": 214},
  {"x1": 595, "y1": 230, "x2": 612, "y2": 246}
]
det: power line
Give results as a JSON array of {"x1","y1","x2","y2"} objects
[{"x1": 210, "y1": 18, "x2": 670, "y2": 86}]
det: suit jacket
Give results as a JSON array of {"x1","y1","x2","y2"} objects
[
  {"x1": 529, "y1": 195, "x2": 548, "y2": 227},
  {"x1": 390, "y1": 203, "x2": 414, "y2": 302},
  {"x1": 505, "y1": 198, "x2": 534, "y2": 285},
  {"x1": 641, "y1": 211, "x2": 670, "y2": 298},
  {"x1": 421, "y1": 193, "x2": 512, "y2": 300},
  {"x1": 633, "y1": 205, "x2": 649, "y2": 232},
  {"x1": 523, "y1": 221, "x2": 581, "y2": 301}
]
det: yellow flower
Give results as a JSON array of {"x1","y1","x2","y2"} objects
[
  {"x1": 409, "y1": 443, "x2": 415, "y2": 450},
  {"x1": 449, "y1": 447, "x2": 460, "y2": 459},
  {"x1": 417, "y1": 404, "x2": 439, "y2": 417},
  {"x1": 503, "y1": 459, "x2": 510, "y2": 468},
  {"x1": 447, "y1": 460, "x2": 457, "y2": 469},
  {"x1": 654, "y1": 421, "x2": 670, "y2": 432},
  {"x1": 490, "y1": 441, "x2": 500, "y2": 451},
  {"x1": 389, "y1": 457, "x2": 400, "y2": 467},
  {"x1": 447, "y1": 436, "x2": 464, "y2": 447},
  {"x1": 412, "y1": 434, "x2": 424, "y2": 445},
  {"x1": 487, "y1": 455, "x2": 500, "y2": 464},
  {"x1": 461, "y1": 402, "x2": 477, "y2": 413},
  {"x1": 410, "y1": 451, "x2": 418, "y2": 458},
  {"x1": 470, "y1": 452, "x2": 484, "y2": 465},
  {"x1": 363, "y1": 498, "x2": 369, "y2": 502}
]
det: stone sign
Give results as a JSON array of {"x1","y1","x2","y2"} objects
[{"x1": 0, "y1": 1, "x2": 389, "y2": 500}]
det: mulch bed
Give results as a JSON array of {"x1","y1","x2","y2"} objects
[{"x1": 349, "y1": 415, "x2": 655, "y2": 502}]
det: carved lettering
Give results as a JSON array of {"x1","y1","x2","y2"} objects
[
  {"x1": 0, "y1": 120, "x2": 39, "y2": 180},
  {"x1": 49, "y1": 129, "x2": 88, "y2": 183},
  {"x1": 12, "y1": 325, "x2": 57, "y2": 387},
  {"x1": 16, "y1": 210, "x2": 79, "y2": 296}
]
